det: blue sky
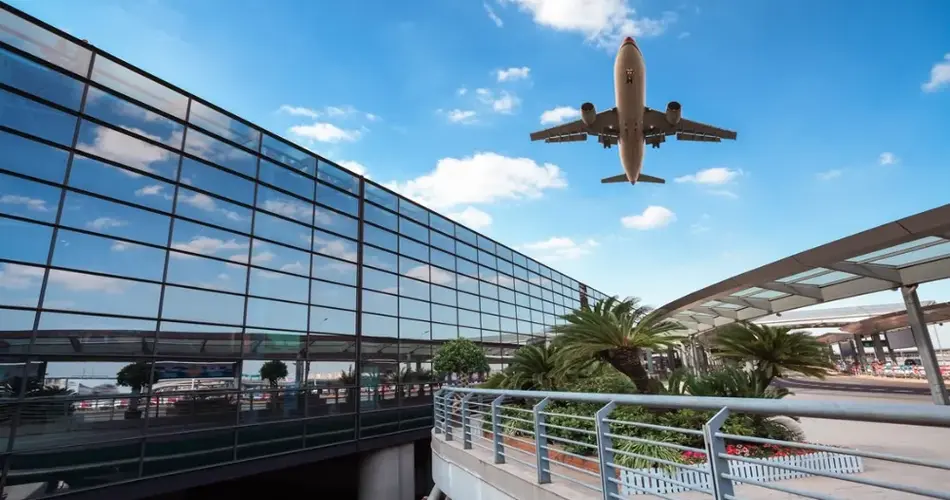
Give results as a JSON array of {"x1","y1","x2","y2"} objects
[{"x1": 8, "y1": 0, "x2": 950, "y2": 313}]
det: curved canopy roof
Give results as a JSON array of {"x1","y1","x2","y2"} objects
[{"x1": 656, "y1": 203, "x2": 950, "y2": 336}]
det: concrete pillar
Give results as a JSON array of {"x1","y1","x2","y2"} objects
[
  {"x1": 359, "y1": 443, "x2": 415, "y2": 500},
  {"x1": 852, "y1": 334, "x2": 868, "y2": 368},
  {"x1": 901, "y1": 286, "x2": 949, "y2": 406},
  {"x1": 871, "y1": 333, "x2": 887, "y2": 362}
]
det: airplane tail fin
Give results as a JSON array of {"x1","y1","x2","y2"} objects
[
  {"x1": 637, "y1": 173, "x2": 666, "y2": 184},
  {"x1": 600, "y1": 173, "x2": 630, "y2": 184}
]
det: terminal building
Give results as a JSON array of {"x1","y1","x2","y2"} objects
[{"x1": 0, "y1": 4, "x2": 607, "y2": 498}]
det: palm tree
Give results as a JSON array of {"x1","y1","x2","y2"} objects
[
  {"x1": 712, "y1": 321, "x2": 834, "y2": 386},
  {"x1": 551, "y1": 296, "x2": 685, "y2": 394}
]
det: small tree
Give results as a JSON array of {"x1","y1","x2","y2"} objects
[
  {"x1": 116, "y1": 361, "x2": 158, "y2": 418},
  {"x1": 432, "y1": 338, "x2": 489, "y2": 386},
  {"x1": 259, "y1": 360, "x2": 288, "y2": 388}
]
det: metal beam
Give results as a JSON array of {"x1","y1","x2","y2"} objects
[
  {"x1": 901, "y1": 285, "x2": 949, "y2": 405},
  {"x1": 717, "y1": 295, "x2": 773, "y2": 312},
  {"x1": 826, "y1": 261, "x2": 903, "y2": 283},
  {"x1": 760, "y1": 281, "x2": 825, "y2": 301}
]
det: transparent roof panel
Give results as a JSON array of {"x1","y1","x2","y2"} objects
[
  {"x1": 748, "y1": 289, "x2": 788, "y2": 300},
  {"x1": 776, "y1": 268, "x2": 827, "y2": 284},
  {"x1": 706, "y1": 301, "x2": 743, "y2": 310},
  {"x1": 798, "y1": 270, "x2": 859, "y2": 286},
  {"x1": 874, "y1": 240, "x2": 950, "y2": 268},
  {"x1": 732, "y1": 287, "x2": 763, "y2": 297},
  {"x1": 848, "y1": 236, "x2": 945, "y2": 264}
]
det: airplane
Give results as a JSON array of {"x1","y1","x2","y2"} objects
[{"x1": 529, "y1": 36, "x2": 738, "y2": 186}]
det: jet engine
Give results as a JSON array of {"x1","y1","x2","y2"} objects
[
  {"x1": 581, "y1": 102, "x2": 596, "y2": 126},
  {"x1": 665, "y1": 101, "x2": 682, "y2": 125}
]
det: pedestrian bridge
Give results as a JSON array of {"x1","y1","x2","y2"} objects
[{"x1": 430, "y1": 387, "x2": 950, "y2": 500}]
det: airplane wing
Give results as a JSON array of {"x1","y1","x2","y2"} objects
[
  {"x1": 529, "y1": 108, "x2": 619, "y2": 143},
  {"x1": 642, "y1": 107, "x2": 737, "y2": 142}
]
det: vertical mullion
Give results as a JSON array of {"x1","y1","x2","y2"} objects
[{"x1": 302, "y1": 163, "x2": 318, "y2": 445}]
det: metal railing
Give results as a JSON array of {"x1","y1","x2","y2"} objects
[{"x1": 433, "y1": 387, "x2": 950, "y2": 500}]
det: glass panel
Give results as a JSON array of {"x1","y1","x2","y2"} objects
[
  {"x1": 162, "y1": 285, "x2": 245, "y2": 325},
  {"x1": 259, "y1": 159, "x2": 313, "y2": 200},
  {"x1": 875, "y1": 241, "x2": 950, "y2": 267},
  {"x1": 176, "y1": 186, "x2": 251, "y2": 233},
  {"x1": 314, "y1": 207, "x2": 357, "y2": 239},
  {"x1": 363, "y1": 289, "x2": 397, "y2": 316},
  {"x1": 189, "y1": 100, "x2": 261, "y2": 151},
  {"x1": 0, "y1": 173, "x2": 61, "y2": 223},
  {"x1": 44, "y1": 269, "x2": 161, "y2": 317},
  {"x1": 85, "y1": 86, "x2": 184, "y2": 148},
  {"x1": 170, "y1": 218, "x2": 249, "y2": 262},
  {"x1": 317, "y1": 161, "x2": 358, "y2": 194},
  {"x1": 165, "y1": 250, "x2": 247, "y2": 294},
  {"x1": 0, "y1": 47, "x2": 84, "y2": 109},
  {"x1": 363, "y1": 268, "x2": 398, "y2": 294},
  {"x1": 0, "y1": 262, "x2": 44, "y2": 307},
  {"x1": 246, "y1": 297, "x2": 308, "y2": 331},
  {"x1": 311, "y1": 281, "x2": 357, "y2": 310},
  {"x1": 253, "y1": 211, "x2": 310, "y2": 250},
  {"x1": 311, "y1": 254, "x2": 356, "y2": 286},
  {"x1": 316, "y1": 182, "x2": 358, "y2": 215},
  {"x1": 179, "y1": 157, "x2": 254, "y2": 205},
  {"x1": 257, "y1": 184, "x2": 313, "y2": 225},
  {"x1": 363, "y1": 223, "x2": 397, "y2": 251},
  {"x1": 399, "y1": 237, "x2": 428, "y2": 262},
  {"x1": 0, "y1": 10, "x2": 92, "y2": 75},
  {"x1": 0, "y1": 130, "x2": 69, "y2": 183},
  {"x1": 60, "y1": 191, "x2": 170, "y2": 245},
  {"x1": 51, "y1": 229, "x2": 166, "y2": 281},
  {"x1": 69, "y1": 154, "x2": 175, "y2": 212},
  {"x1": 185, "y1": 128, "x2": 257, "y2": 178},
  {"x1": 364, "y1": 202, "x2": 397, "y2": 231},
  {"x1": 365, "y1": 183, "x2": 396, "y2": 210},
  {"x1": 261, "y1": 134, "x2": 316, "y2": 175},
  {"x1": 91, "y1": 55, "x2": 188, "y2": 118},
  {"x1": 456, "y1": 225, "x2": 476, "y2": 246},
  {"x1": 399, "y1": 217, "x2": 428, "y2": 243},
  {"x1": 312, "y1": 229, "x2": 357, "y2": 262},
  {"x1": 0, "y1": 88, "x2": 77, "y2": 145},
  {"x1": 310, "y1": 306, "x2": 355, "y2": 335},
  {"x1": 398, "y1": 198, "x2": 428, "y2": 225},
  {"x1": 363, "y1": 246, "x2": 398, "y2": 272},
  {"x1": 248, "y1": 267, "x2": 308, "y2": 303},
  {"x1": 0, "y1": 217, "x2": 53, "y2": 263},
  {"x1": 430, "y1": 248, "x2": 454, "y2": 271},
  {"x1": 250, "y1": 239, "x2": 309, "y2": 277},
  {"x1": 76, "y1": 120, "x2": 180, "y2": 180}
]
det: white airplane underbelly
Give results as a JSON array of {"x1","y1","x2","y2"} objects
[{"x1": 613, "y1": 43, "x2": 646, "y2": 183}]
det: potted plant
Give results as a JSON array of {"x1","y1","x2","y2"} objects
[{"x1": 116, "y1": 362, "x2": 157, "y2": 420}]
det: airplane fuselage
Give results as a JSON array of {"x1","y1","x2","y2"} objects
[{"x1": 613, "y1": 40, "x2": 646, "y2": 183}]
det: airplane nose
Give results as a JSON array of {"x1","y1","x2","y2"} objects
[{"x1": 623, "y1": 36, "x2": 635, "y2": 46}]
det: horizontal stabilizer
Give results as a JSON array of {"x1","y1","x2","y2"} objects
[
  {"x1": 600, "y1": 173, "x2": 630, "y2": 184},
  {"x1": 637, "y1": 173, "x2": 666, "y2": 184}
]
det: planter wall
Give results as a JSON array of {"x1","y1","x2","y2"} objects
[{"x1": 620, "y1": 452, "x2": 864, "y2": 496}]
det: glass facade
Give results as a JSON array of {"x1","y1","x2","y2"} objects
[{"x1": 0, "y1": 4, "x2": 607, "y2": 495}]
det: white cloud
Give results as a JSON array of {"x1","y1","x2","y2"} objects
[
  {"x1": 87, "y1": 217, "x2": 127, "y2": 231},
  {"x1": 261, "y1": 198, "x2": 312, "y2": 221},
  {"x1": 48, "y1": 269, "x2": 127, "y2": 293},
  {"x1": 519, "y1": 237, "x2": 599, "y2": 262},
  {"x1": 0, "y1": 194, "x2": 50, "y2": 212},
  {"x1": 279, "y1": 261, "x2": 306, "y2": 274},
  {"x1": 504, "y1": 0, "x2": 677, "y2": 49},
  {"x1": 475, "y1": 88, "x2": 521, "y2": 114},
  {"x1": 385, "y1": 152, "x2": 567, "y2": 210},
  {"x1": 445, "y1": 109, "x2": 478, "y2": 124},
  {"x1": 690, "y1": 214, "x2": 711, "y2": 234},
  {"x1": 0, "y1": 263, "x2": 44, "y2": 290},
  {"x1": 338, "y1": 160, "x2": 369, "y2": 177},
  {"x1": 817, "y1": 169, "x2": 843, "y2": 181},
  {"x1": 289, "y1": 123, "x2": 361, "y2": 143},
  {"x1": 922, "y1": 54, "x2": 950, "y2": 92},
  {"x1": 77, "y1": 126, "x2": 172, "y2": 176},
  {"x1": 134, "y1": 184, "x2": 165, "y2": 196},
  {"x1": 496, "y1": 66, "x2": 530, "y2": 82},
  {"x1": 484, "y1": 2, "x2": 504, "y2": 27},
  {"x1": 674, "y1": 167, "x2": 741, "y2": 185},
  {"x1": 277, "y1": 105, "x2": 320, "y2": 119},
  {"x1": 457, "y1": 87, "x2": 468, "y2": 96},
  {"x1": 879, "y1": 152, "x2": 898, "y2": 165},
  {"x1": 171, "y1": 236, "x2": 247, "y2": 257},
  {"x1": 621, "y1": 205, "x2": 676, "y2": 230},
  {"x1": 708, "y1": 189, "x2": 738, "y2": 199},
  {"x1": 110, "y1": 241, "x2": 142, "y2": 252},
  {"x1": 678, "y1": 31, "x2": 690, "y2": 39},
  {"x1": 448, "y1": 206, "x2": 493, "y2": 230},
  {"x1": 540, "y1": 106, "x2": 580, "y2": 125}
]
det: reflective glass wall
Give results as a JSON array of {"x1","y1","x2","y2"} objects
[{"x1": 0, "y1": 4, "x2": 606, "y2": 495}]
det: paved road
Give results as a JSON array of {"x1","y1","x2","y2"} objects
[{"x1": 775, "y1": 377, "x2": 933, "y2": 395}]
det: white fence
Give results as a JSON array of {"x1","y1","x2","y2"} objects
[{"x1": 620, "y1": 452, "x2": 864, "y2": 496}]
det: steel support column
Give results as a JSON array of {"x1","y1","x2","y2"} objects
[
  {"x1": 902, "y1": 286, "x2": 950, "y2": 405},
  {"x1": 853, "y1": 334, "x2": 868, "y2": 368},
  {"x1": 871, "y1": 333, "x2": 887, "y2": 363}
]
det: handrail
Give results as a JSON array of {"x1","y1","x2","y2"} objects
[
  {"x1": 433, "y1": 387, "x2": 950, "y2": 500},
  {"x1": 442, "y1": 386, "x2": 950, "y2": 427}
]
